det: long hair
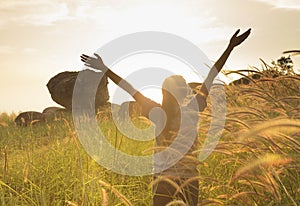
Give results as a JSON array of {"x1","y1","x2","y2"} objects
[{"x1": 161, "y1": 75, "x2": 188, "y2": 131}]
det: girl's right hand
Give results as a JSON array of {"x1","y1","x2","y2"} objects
[{"x1": 80, "y1": 53, "x2": 108, "y2": 72}]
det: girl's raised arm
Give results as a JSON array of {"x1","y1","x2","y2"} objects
[
  {"x1": 81, "y1": 54, "x2": 160, "y2": 116},
  {"x1": 199, "y1": 29, "x2": 251, "y2": 97}
]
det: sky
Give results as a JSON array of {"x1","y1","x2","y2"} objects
[{"x1": 1, "y1": 0, "x2": 300, "y2": 113}]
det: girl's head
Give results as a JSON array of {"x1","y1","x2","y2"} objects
[{"x1": 162, "y1": 75, "x2": 190, "y2": 107}]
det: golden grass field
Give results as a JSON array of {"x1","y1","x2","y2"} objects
[{"x1": 0, "y1": 74, "x2": 300, "y2": 205}]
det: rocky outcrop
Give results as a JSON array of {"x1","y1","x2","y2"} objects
[
  {"x1": 14, "y1": 111, "x2": 45, "y2": 126},
  {"x1": 42, "y1": 107, "x2": 69, "y2": 120},
  {"x1": 14, "y1": 69, "x2": 110, "y2": 126},
  {"x1": 14, "y1": 107, "x2": 71, "y2": 127},
  {"x1": 47, "y1": 69, "x2": 109, "y2": 111},
  {"x1": 230, "y1": 74, "x2": 262, "y2": 86}
]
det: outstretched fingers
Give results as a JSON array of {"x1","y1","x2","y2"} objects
[
  {"x1": 80, "y1": 54, "x2": 90, "y2": 59},
  {"x1": 238, "y1": 28, "x2": 251, "y2": 39},
  {"x1": 233, "y1": 29, "x2": 240, "y2": 37},
  {"x1": 229, "y1": 28, "x2": 251, "y2": 47},
  {"x1": 80, "y1": 53, "x2": 107, "y2": 71},
  {"x1": 94, "y1": 53, "x2": 101, "y2": 59},
  {"x1": 80, "y1": 54, "x2": 91, "y2": 62}
]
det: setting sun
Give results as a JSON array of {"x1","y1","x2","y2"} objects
[{"x1": 1, "y1": 0, "x2": 299, "y2": 112}]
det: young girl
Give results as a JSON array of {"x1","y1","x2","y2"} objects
[{"x1": 81, "y1": 28, "x2": 250, "y2": 205}]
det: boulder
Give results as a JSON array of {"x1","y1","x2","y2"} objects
[
  {"x1": 47, "y1": 69, "x2": 109, "y2": 111},
  {"x1": 230, "y1": 74, "x2": 262, "y2": 86},
  {"x1": 14, "y1": 111, "x2": 45, "y2": 126},
  {"x1": 230, "y1": 77, "x2": 250, "y2": 85},
  {"x1": 42, "y1": 107, "x2": 69, "y2": 121}
]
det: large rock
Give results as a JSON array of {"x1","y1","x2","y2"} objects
[
  {"x1": 47, "y1": 70, "x2": 109, "y2": 111},
  {"x1": 42, "y1": 107, "x2": 69, "y2": 121},
  {"x1": 14, "y1": 111, "x2": 45, "y2": 126},
  {"x1": 230, "y1": 74, "x2": 262, "y2": 86}
]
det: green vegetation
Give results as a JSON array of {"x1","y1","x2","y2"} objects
[{"x1": 1, "y1": 71, "x2": 300, "y2": 205}]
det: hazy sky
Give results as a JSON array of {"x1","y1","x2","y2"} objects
[{"x1": 1, "y1": 0, "x2": 300, "y2": 113}]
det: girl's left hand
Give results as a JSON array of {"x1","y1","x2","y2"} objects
[{"x1": 229, "y1": 29, "x2": 251, "y2": 49}]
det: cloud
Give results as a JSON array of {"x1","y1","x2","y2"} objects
[
  {"x1": 0, "y1": 45, "x2": 14, "y2": 54},
  {"x1": 67, "y1": 1, "x2": 230, "y2": 43},
  {"x1": 0, "y1": 0, "x2": 229, "y2": 41},
  {"x1": 0, "y1": 0, "x2": 70, "y2": 27},
  {"x1": 22, "y1": 48, "x2": 38, "y2": 54},
  {"x1": 0, "y1": 0, "x2": 126, "y2": 28},
  {"x1": 255, "y1": 0, "x2": 300, "y2": 10}
]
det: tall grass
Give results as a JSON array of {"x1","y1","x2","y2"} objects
[{"x1": 0, "y1": 71, "x2": 300, "y2": 205}]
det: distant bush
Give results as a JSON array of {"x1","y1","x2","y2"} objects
[
  {"x1": 228, "y1": 56, "x2": 298, "y2": 86},
  {"x1": 261, "y1": 56, "x2": 295, "y2": 78}
]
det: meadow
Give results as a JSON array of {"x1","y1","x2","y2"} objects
[{"x1": 0, "y1": 72, "x2": 300, "y2": 205}]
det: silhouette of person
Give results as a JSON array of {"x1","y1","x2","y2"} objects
[{"x1": 81, "y1": 28, "x2": 251, "y2": 206}]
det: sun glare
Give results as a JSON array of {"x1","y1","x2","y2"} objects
[{"x1": 109, "y1": 52, "x2": 212, "y2": 104}]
